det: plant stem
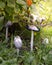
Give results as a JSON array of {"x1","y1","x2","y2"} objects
[
  {"x1": 6, "y1": 27, "x2": 8, "y2": 41},
  {"x1": 11, "y1": 34, "x2": 13, "y2": 48}
]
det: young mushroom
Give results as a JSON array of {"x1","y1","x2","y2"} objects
[
  {"x1": 26, "y1": 25, "x2": 40, "y2": 52},
  {"x1": 42, "y1": 38, "x2": 49, "y2": 44},
  {"x1": 5, "y1": 21, "x2": 12, "y2": 41},
  {"x1": 30, "y1": 13, "x2": 38, "y2": 23},
  {"x1": 14, "y1": 36, "x2": 22, "y2": 57}
]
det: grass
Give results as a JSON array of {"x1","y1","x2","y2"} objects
[{"x1": 0, "y1": 26, "x2": 52, "y2": 65}]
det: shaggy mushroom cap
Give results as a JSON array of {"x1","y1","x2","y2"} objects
[
  {"x1": 14, "y1": 36, "x2": 22, "y2": 49},
  {"x1": 26, "y1": 25, "x2": 40, "y2": 32},
  {"x1": 5, "y1": 21, "x2": 12, "y2": 27}
]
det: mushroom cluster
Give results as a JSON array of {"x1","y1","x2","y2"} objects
[{"x1": 30, "y1": 13, "x2": 46, "y2": 24}]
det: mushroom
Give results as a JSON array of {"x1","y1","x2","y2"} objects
[
  {"x1": 30, "y1": 13, "x2": 38, "y2": 23},
  {"x1": 26, "y1": 25, "x2": 40, "y2": 52},
  {"x1": 14, "y1": 36, "x2": 22, "y2": 57},
  {"x1": 30, "y1": 14, "x2": 46, "y2": 24},
  {"x1": 42, "y1": 38, "x2": 49, "y2": 44},
  {"x1": 5, "y1": 21, "x2": 12, "y2": 41},
  {"x1": 39, "y1": 17, "x2": 46, "y2": 23}
]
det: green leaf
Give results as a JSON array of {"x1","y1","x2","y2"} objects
[
  {"x1": 5, "y1": 6, "x2": 14, "y2": 15},
  {"x1": 16, "y1": 0, "x2": 26, "y2": 5},
  {"x1": 0, "y1": 1, "x2": 5, "y2": 9},
  {"x1": 7, "y1": 0, "x2": 15, "y2": 8},
  {"x1": 0, "y1": 16, "x2": 4, "y2": 30}
]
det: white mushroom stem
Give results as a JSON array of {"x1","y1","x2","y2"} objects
[
  {"x1": 30, "y1": 31, "x2": 34, "y2": 52},
  {"x1": 6, "y1": 27, "x2": 8, "y2": 41},
  {"x1": 17, "y1": 49, "x2": 19, "y2": 58}
]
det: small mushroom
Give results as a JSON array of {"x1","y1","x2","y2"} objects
[
  {"x1": 30, "y1": 14, "x2": 46, "y2": 24},
  {"x1": 14, "y1": 36, "x2": 22, "y2": 56},
  {"x1": 30, "y1": 14, "x2": 38, "y2": 23},
  {"x1": 39, "y1": 17, "x2": 46, "y2": 23},
  {"x1": 5, "y1": 21, "x2": 12, "y2": 41},
  {"x1": 26, "y1": 25, "x2": 40, "y2": 52},
  {"x1": 42, "y1": 38, "x2": 49, "y2": 44}
]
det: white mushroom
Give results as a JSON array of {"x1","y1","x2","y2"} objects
[
  {"x1": 42, "y1": 38, "x2": 49, "y2": 44},
  {"x1": 30, "y1": 14, "x2": 46, "y2": 24},
  {"x1": 39, "y1": 17, "x2": 45, "y2": 23},
  {"x1": 30, "y1": 14, "x2": 38, "y2": 22},
  {"x1": 26, "y1": 25, "x2": 40, "y2": 52},
  {"x1": 14, "y1": 36, "x2": 22, "y2": 56},
  {"x1": 37, "y1": 16, "x2": 46, "y2": 24}
]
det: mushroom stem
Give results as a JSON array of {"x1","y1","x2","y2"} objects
[
  {"x1": 6, "y1": 27, "x2": 8, "y2": 41},
  {"x1": 17, "y1": 49, "x2": 19, "y2": 58},
  {"x1": 30, "y1": 31, "x2": 34, "y2": 52}
]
